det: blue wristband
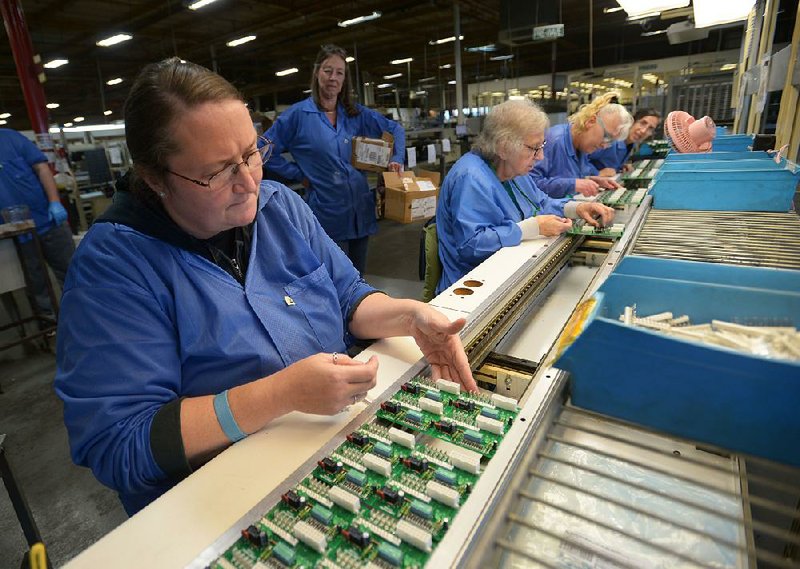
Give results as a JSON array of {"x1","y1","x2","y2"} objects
[{"x1": 213, "y1": 390, "x2": 247, "y2": 443}]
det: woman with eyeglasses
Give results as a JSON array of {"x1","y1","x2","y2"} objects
[
  {"x1": 264, "y1": 44, "x2": 404, "y2": 274},
  {"x1": 588, "y1": 108, "x2": 662, "y2": 175},
  {"x1": 530, "y1": 92, "x2": 631, "y2": 199},
  {"x1": 435, "y1": 100, "x2": 614, "y2": 294},
  {"x1": 54, "y1": 58, "x2": 475, "y2": 516}
]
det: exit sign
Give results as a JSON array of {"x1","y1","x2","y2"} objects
[{"x1": 532, "y1": 24, "x2": 564, "y2": 41}]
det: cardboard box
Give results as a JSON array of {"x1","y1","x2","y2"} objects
[
  {"x1": 352, "y1": 132, "x2": 394, "y2": 172},
  {"x1": 382, "y1": 169, "x2": 441, "y2": 224}
]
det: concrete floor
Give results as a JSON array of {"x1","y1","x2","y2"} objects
[{"x1": 0, "y1": 217, "x2": 424, "y2": 568}]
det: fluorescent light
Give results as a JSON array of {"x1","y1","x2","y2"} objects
[
  {"x1": 96, "y1": 33, "x2": 132, "y2": 47},
  {"x1": 73, "y1": 116, "x2": 85, "y2": 122},
  {"x1": 187, "y1": 0, "x2": 219, "y2": 9},
  {"x1": 418, "y1": 76, "x2": 437, "y2": 83},
  {"x1": 64, "y1": 122, "x2": 73, "y2": 127},
  {"x1": 104, "y1": 110, "x2": 113, "y2": 116},
  {"x1": 490, "y1": 54, "x2": 514, "y2": 61},
  {"x1": 377, "y1": 83, "x2": 393, "y2": 89},
  {"x1": 509, "y1": 95, "x2": 526, "y2": 100},
  {"x1": 383, "y1": 73, "x2": 402, "y2": 79},
  {"x1": 302, "y1": 89, "x2": 312, "y2": 94},
  {"x1": 429, "y1": 35, "x2": 463, "y2": 45},
  {"x1": 0, "y1": 113, "x2": 10, "y2": 119},
  {"x1": 346, "y1": 56, "x2": 355, "y2": 63},
  {"x1": 50, "y1": 123, "x2": 125, "y2": 133},
  {"x1": 604, "y1": 6, "x2": 624, "y2": 12},
  {"x1": 106, "y1": 77, "x2": 123, "y2": 86},
  {"x1": 693, "y1": 0, "x2": 754, "y2": 28},
  {"x1": 465, "y1": 44, "x2": 497, "y2": 52},
  {"x1": 626, "y1": 11, "x2": 660, "y2": 20},
  {"x1": 415, "y1": 91, "x2": 427, "y2": 95},
  {"x1": 615, "y1": 0, "x2": 689, "y2": 18},
  {"x1": 338, "y1": 11, "x2": 381, "y2": 27},
  {"x1": 448, "y1": 80, "x2": 457, "y2": 85},
  {"x1": 46, "y1": 103, "x2": 60, "y2": 109},
  {"x1": 391, "y1": 57, "x2": 413, "y2": 65},
  {"x1": 439, "y1": 64, "x2": 452, "y2": 69},
  {"x1": 641, "y1": 29, "x2": 668, "y2": 36},
  {"x1": 720, "y1": 63, "x2": 737, "y2": 71},
  {"x1": 275, "y1": 67, "x2": 298, "y2": 77},
  {"x1": 44, "y1": 59, "x2": 69, "y2": 69},
  {"x1": 226, "y1": 35, "x2": 256, "y2": 47},
  {"x1": 0, "y1": 120, "x2": 6, "y2": 126}
]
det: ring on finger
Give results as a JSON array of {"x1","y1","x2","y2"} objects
[{"x1": 332, "y1": 352, "x2": 338, "y2": 365}]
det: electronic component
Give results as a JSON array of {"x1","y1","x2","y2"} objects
[
  {"x1": 405, "y1": 409, "x2": 423, "y2": 424},
  {"x1": 328, "y1": 486, "x2": 360, "y2": 513},
  {"x1": 463, "y1": 429, "x2": 483, "y2": 445},
  {"x1": 318, "y1": 457, "x2": 343, "y2": 474},
  {"x1": 480, "y1": 406, "x2": 500, "y2": 420},
  {"x1": 418, "y1": 397, "x2": 444, "y2": 415},
  {"x1": 388, "y1": 427, "x2": 415, "y2": 449},
  {"x1": 343, "y1": 525, "x2": 371, "y2": 548},
  {"x1": 434, "y1": 467, "x2": 457, "y2": 487},
  {"x1": 362, "y1": 453, "x2": 392, "y2": 477},
  {"x1": 377, "y1": 542, "x2": 404, "y2": 566},
  {"x1": 381, "y1": 400, "x2": 401, "y2": 414},
  {"x1": 401, "y1": 382, "x2": 420, "y2": 395},
  {"x1": 271, "y1": 542, "x2": 296, "y2": 566},
  {"x1": 491, "y1": 393, "x2": 518, "y2": 411},
  {"x1": 424, "y1": 389, "x2": 442, "y2": 402},
  {"x1": 215, "y1": 558, "x2": 236, "y2": 569},
  {"x1": 476, "y1": 415, "x2": 504, "y2": 435},
  {"x1": 347, "y1": 431, "x2": 369, "y2": 447},
  {"x1": 449, "y1": 449, "x2": 481, "y2": 474},
  {"x1": 435, "y1": 420, "x2": 456, "y2": 434},
  {"x1": 435, "y1": 378, "x2": 461, "y2": 394},
  {"x1": 377, "y1": 485, "x2": 403, "y2": 505},
  {"x1": 426, "y1": 480, "x2": 460, "y2": 508},
  {"x1": 453, "y1": 399, "x2": 475, "y2": 412},
  {"x1": 402, "y1": 456, "x2": 429, "y2": 472},
  {"x1": 410, "y1": 499, "x2": 433, "y2": 520},
  {"x1": 281, "y1": 490, "x2": 305, "y2": 510},
  {"x1": 292, "y1": 520, "x2": 327, "y2": 553},
  {"x1": 396, "y1": 519, "x2": 432, "y2": 552},
  {"x1": 310, "y1": 503, "x2": 333, "y2": 526},
  {"x1": 346, "y1": 468, "x2": 367, "y2": 487},
  {"x1": 241, "y1": 524, "x2": 267, "y2": 548},
  {"x1": 372, "y1": 441, "x2": 393, "y2": 458}
]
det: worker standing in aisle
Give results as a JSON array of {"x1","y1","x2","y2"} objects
[
  {"x1": 54, "y1": 58, "x2": 475, "y2": 516},
  {"x1": 588, "y1": 108, "x2": 662, "y2": 175},
  {"x1": 530, "y1": 92, "x2": 631, "y2": 198},
  {"x1": 0, "y1": 128, "x2": 75, "y2": 320},
  {"x1": 265, "y1": 44, "x2": 405, "y2": 274}
]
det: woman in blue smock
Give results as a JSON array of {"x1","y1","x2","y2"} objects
[
  {"x1": 54, "y1": 58, "x2": 475, "y2": 516},
  {"x1": 436, "y1": 100, "x2": 615, "y2": 294},
  {"x1": 588, "y1": 108, "x2": 661, "y2": 175},
  {"x1": 265, "y1": 44, "x2": 405, "y2": 273},
  {"x1": 530, "y1": 92, "x2": 629, "y2": 198}
]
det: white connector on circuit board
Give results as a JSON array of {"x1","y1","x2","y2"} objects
[
  {"x1": 426, "y1": 480, "x2": 460, "y2": 507},
  {"x1": 418, "y1": 397, "x2": 444, "y2": 415},
  {"x1": 328, "y1": 486, "x2": 360, "y2": 513},
  {"x1": 396, "y1": 519, "x2": 433, "y2": 552},
  {"x1": 389, "y1": 427, "x2": 416, "y2": 449},
  {"x1": 362, "y1": 453, "x2": 392, "y2": 477},
  {"x1": 490, "y1": 393, "x2": 518, "y2": 411},
  {"x1": 293, "y1": 520, "x2": 327, "y2": 553},
  {"x1": 435, "y1": 378, "x2": 461, "y2": 394}
]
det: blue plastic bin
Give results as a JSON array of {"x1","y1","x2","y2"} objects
[
  {"x1": 665, "y1": 151, "x2": 771, "y2": 162},
  {"x1": 556, "y1": 256, "x2": 800, "y2": 466},
  {"x1": 658, "y1": 159, "x2": 785, "y2": 172},
  {"x1": 712, "y1": 134, "x2": 754, "y2": 152}
]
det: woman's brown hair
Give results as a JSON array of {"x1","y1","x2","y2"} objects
[{"x1": 309, "y1": 44, "x2": 359, "y2": 117}]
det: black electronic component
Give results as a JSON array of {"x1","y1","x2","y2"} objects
[
  {"x1": 454, "y1": 399, "x2": 475, "y2": 412},
  {"x1": 402, "y1": 456, "x2": 429, "y2": 472},
  {"x1": 381, "y1": 400, "x2": 401, "y2": 414},
  {"x1": 401, "y1": 382, "x2": 421, "y2": 395},
  {"x1": 377, "y1": 486, "x2": 402, "y2": 504},
  {"x1": 318, "y1": 457, "x2": 343, "y2": 473},
  {"x1": 346, "y1": 432, "x2": 370, "y2": 447},
  {"x1": 241, "y1": 524, "x2": 267, "y2": 548},
  {"x1": 342, "y1": 525, "x2": 371, "y2": 548},
  {"x1": 434, "y1": 420, "x2": 456, "y2": 434},
  {"x1": 281, "y1": 490, "x2": 305, "y2": 510}
]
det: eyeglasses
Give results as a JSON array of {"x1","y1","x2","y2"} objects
[
  {"x1": 523, "y1": 139, "x2": 547, "y2": 156},
  {"x1": 595, "y1": 115, "x2": 616, "y2": 144},
  {"x1": 167, "y1": 136, "x2": 273, "y2": 192}
]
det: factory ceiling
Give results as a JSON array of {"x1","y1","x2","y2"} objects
[{"x1": 0, "y1": 0, "x2": 795, "y2": 131}]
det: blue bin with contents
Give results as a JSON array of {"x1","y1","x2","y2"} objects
[
  {"x1": 665, "y1": 150, "x2": 772, "y2": 162},
  {"x1": 712, "y1": 134, "x2": 754, "y2": 152},
  {"x1": 649, "y1": 161, "x2": 799, "y2": 211},
  {"x1": 555, "y1": 256, "x2": 800, "y2": 466}
]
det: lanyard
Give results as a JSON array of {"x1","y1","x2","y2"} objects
[{"x1": 501, "y1": 179, "x2": 540, "y2": 221}]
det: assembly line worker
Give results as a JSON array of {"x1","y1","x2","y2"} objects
[
  {"x1": 265, "y1": 44, "x2": 405, "y2": 274},
  {"x1": 588, "y1": 108, "x2": 661, "y2": 175},
  {"x1": 530, "y1": 92, "x2": 632, "y2": 198},
  {"x1": 435, "y1": 100, "x2": 614, "y2": 294},
  {"x1": 54, "y1": 58, "x2": 476, "y2": 516},
  {"x1": 0, "y1": 128, "x2": 75, "y2": 318}
]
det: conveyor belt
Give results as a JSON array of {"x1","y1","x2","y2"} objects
[{"x1": 632, "y1": 210, "x2": 800, "y2": 270}]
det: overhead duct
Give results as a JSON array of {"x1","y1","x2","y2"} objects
[{"x1": 666, "y1": 20, "x2": 710, "y2": 44}]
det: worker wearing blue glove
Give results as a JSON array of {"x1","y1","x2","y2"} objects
[{"x1": 0, "y1": 128, "x2": 75, "y2": 318}]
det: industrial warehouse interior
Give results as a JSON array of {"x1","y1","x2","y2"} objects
[{"x1": 1, "y1": 0, "x2": 799, "y2": 568}]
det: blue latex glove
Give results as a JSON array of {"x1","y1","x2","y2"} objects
[{"x1": 48, "y1": 201, "x2": 68, "y2": 226}]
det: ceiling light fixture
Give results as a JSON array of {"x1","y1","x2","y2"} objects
[
  {"x1": 104, "y1": 110, "x2": 113, "y2": 116},
  {"x1": 615, "y1": 0, "x2": 689, "y2": 18},
  {"x1": 448, "y1": 80, "x2": 457, "y2": 85},
  {"x1": 0, "y1": 120, "x2": 6, "y2": 126},
  {"x1": 338, "y1": 11, "x2": 381, "y2": 28},
  {"x1": 390, "y1": 57, "x2": 413, "y2": 65},
  {"x1": 720, "y1": 63, "x2": 737, "y2": 71},
  {"x1": 693, "y1": 0, "x2": 754, "y2": 28},
  {"x1": 0, "y1": 112, "x2": 10, "y2": 119},
  {"x1": 490, "y1": 54, "x2": 514, "y2": 61},
  {"x1": 275, "y1": 67, "x2": 298, "y2": 77},
  {"x1": 44, "y1": 59, "x2": 69, "y2": 69},
  {"x1": 64, "y1": 122, "x2": 73, "y2": 127},
  {"x1": 187, "y1": 0, "x2": 220, "y2": 9},
  {"x1": 46, "y1": 103, "x2": 60, "y2": 109},
  {"x1": 383, "y1": 73, "x2": 402, "y2": 79},
  {"x1": 73, "y1": 116, "x2": 85, "y2": 122},
  {"x1": 429, "y1": 35, "x2": 464, "y2": 45},
  {"x1": 106, "y1": 77, "x2": 123, "y2": 86},
  {"x1": 96, "y1": 33, "x2": 132, "y2": 47},
  {"x1": 345, "y1": 56, "x2": 355, "y2": 63},
  {"x1": 226, "y1": 35, "x2": 256, "y2": 47},
  {"x1": 50, "y1": 123, "x2": 125, "y2": 134},
  {"x1": 439, "y1": 64, "x2": 452, "y2": 69},
  {"x1": 377, "y1": 83, "x2": 393, "y2": 88},
  {"x1": 641, "y1": 29, "x2": 668, "y2": 36},
  {"x1": 465, "y1": 44, "x2": 497, "y2": 52}
]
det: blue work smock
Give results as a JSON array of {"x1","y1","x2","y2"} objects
[
  {"x1": 530, "y1": 123, "x2": 593, "y2": 199},
  {"x1": 55, "y1": 181, "x2": 376, "y2": 515},
  {"x1": 265, "y1": 98, "x2": 405, "y2": 242},
  {"x1": 0, "y1": 128, "x2": 54, "y2": 234},
  {"x1": 588, "y1": 140, "x2": 632, "y2": 173},
  {"x1": 436, "y1": 151, "x2": 568, "y2": 294}
]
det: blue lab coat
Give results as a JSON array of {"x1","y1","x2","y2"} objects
[
  {"x1": 265, "y1": 98, "x2": 405, "y2": 241},
  {"x1": 588, "y1": 140, "x2": 632, "y2": 173},
  {"x1": 530, "y1": 123, "x2": 594, "y2": 199},
  {"x1": 55, "y1": 181, "x2": 376, "y2": 514},
  {"x1": 436, "y1": 151, "x2": 569, "y2": 294},
  {"x1": 0, "y1": 128, "x2": 54, "y2": 234}
]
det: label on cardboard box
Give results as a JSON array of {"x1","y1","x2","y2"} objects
[
  {"x1": 416, "y1": 180, "x2": 437, "y2": 192},
  {"x1": 353, "y1": 139, "x2": 391, "y2": 169},
  {"x1": 411, "y1": 196, "x2": 437, "y2": 219}
]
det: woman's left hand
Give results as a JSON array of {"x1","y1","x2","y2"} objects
[
  {"x1": 576, "y1": 202, "x2": 615, "y2": 227},
  {"x1": 387, "y1": 162, "x2": 403, "y2": 173},
  {"x1": 407, "y1": 306, "x2": 478, "y2": 392}
]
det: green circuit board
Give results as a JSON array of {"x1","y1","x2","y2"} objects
[
  {"x1": 567, "y1": 220, "x2": 625, "y2": 238},
  {"x1": 209, "y1": 376, "x2": 519, "y2": 569},
  {"x1": 598, "y1": 187, "x2": 649, "y2": 208}
]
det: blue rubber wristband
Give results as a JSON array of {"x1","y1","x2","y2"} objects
[{"x1": 213, "y1": 390, "x2": 247, "y2": 443}]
